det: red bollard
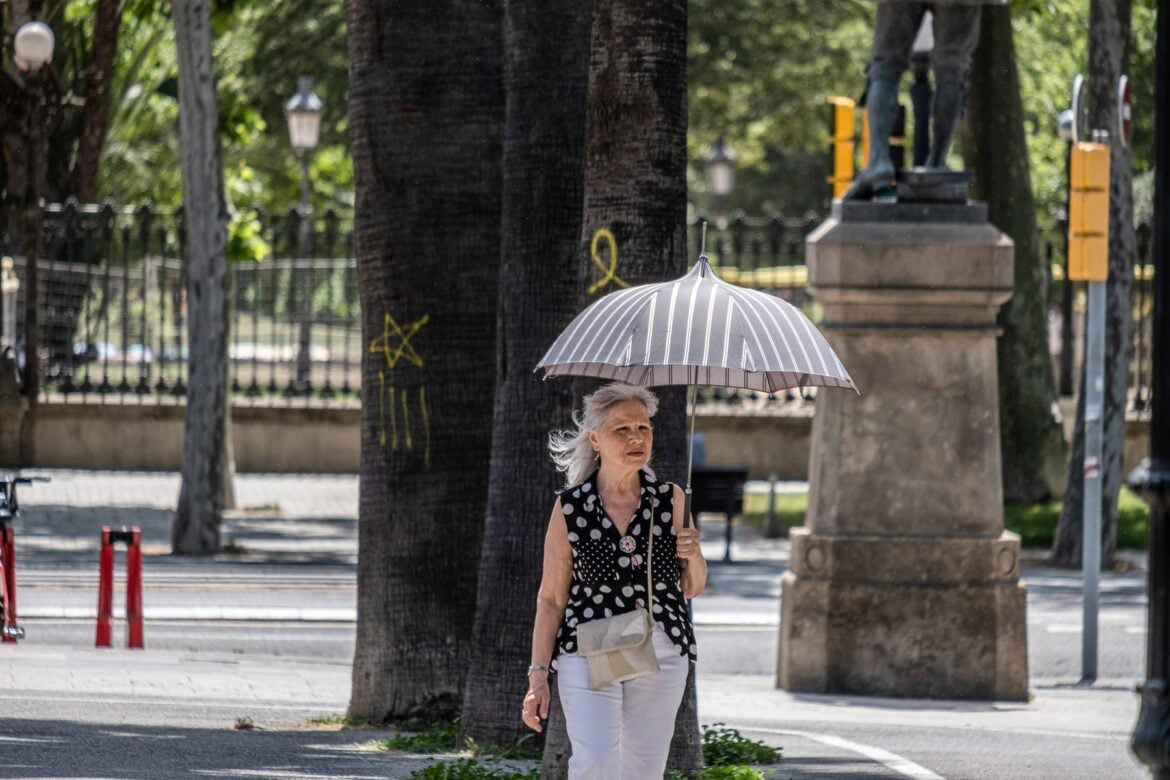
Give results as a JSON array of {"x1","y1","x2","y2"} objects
[
  {"x1": 96, "y1": 526, "x2": 144, "y2": 649},
  {"x1": 0, "y1": 524, "x2": 17, "y2": 643}
]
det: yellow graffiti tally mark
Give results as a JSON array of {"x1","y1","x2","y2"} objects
[
  {"x1": 587, "y1": 228, "x2": 629, "y2": 294},
  {"x1": 369, "y1": 311, "x2": 431, "y2": 369}
]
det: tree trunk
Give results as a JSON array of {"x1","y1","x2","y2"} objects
[
  {"x1": 1051, "y1": 0, "x2": 1134, "y2": 569},
  {"x1": 458, "y1": 0, "x2": 591, "y2": 750},
  {"x1": 69, "y1": 0, "x2": 122, "y2": 202},
  {"x1": 965, "y1": 4, "x2": 1068, "y2": 505},
  {"x1": 345, "y1": 0, "x2": 503, "y2": 722},
  {"x1": 540, "y1": 0, "x2": 700, "y2": 774},
  {"x1": 171, "y1": 0, "x2": 230, "y2": 556}
]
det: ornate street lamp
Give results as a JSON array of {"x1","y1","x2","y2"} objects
[
  {"x1": 286, "y1": 76, "x2": 323, "y2": 216},
  {"x1": 284, "y1": 76, "x2": 323, "y2": 396},
  {"x1": 704, "y1": 136, "x2": 738, "y2": 215},
  {"x1": 13, "y1": 22, "x2": 54, "y2": 72},
  {"x1": 4, "y1": 20, "x2": 57, "y2": 459}
]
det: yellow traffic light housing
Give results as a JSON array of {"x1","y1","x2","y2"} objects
[
  {"x1": 828, "y1": 97, "x2": 855, "y2": 198},
  {"x1": 1067, "y1": 141, "x2": 1110, "y2": 281}
]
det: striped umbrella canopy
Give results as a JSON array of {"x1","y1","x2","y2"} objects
[{"x1": 536, "y1": 255, "x2": 856, "y2": 394}]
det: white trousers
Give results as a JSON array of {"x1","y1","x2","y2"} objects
[{"x1": 557, "y1": 626, "x2": 690, "y2": 780}]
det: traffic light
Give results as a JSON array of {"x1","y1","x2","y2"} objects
[
  {"x1": 828, "y1": 97, "x2": 855, "y2": 198},
  {"x1": 1068, "y1": 140, "x2": 1110, "y2": 281}
]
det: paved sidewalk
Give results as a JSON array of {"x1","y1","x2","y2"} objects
[{"x1": 0, "y1": 468, "x2": 1152, "y2": 779}]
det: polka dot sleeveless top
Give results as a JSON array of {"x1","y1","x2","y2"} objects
[{"x1": 552, "y1": 468, "x2": 696, "y2": 668}]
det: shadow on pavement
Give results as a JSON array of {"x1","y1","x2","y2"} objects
[
  {"x1": 12, "y1": 505, "x2": 357, "y2": 567},
  {"x1": 0, "y1": 717, "x2": 483, "y2": 780}
]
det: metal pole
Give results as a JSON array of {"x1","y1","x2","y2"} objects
[
  {"x1": 1128, "y1": 0, "x2": 1170, "y2": 773},
  {"x1": 20, "y1": 75, "x2": 46, "y2": 464},
  {"x1": 293, "y1": 153, "x2": 313, "y2": 395},
  {"x1": 1082, "y1": 278, "x2": 1106, "y2": 683},
  {"x1": 1060, "y1": 139, "x2": 1075, "y2": 397}
]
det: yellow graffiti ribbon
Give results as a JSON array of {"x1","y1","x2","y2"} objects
[{"x1": 587, "y1": 228, "x2": 629, "y2": 294}]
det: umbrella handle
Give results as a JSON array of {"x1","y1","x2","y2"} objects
[{"x1": 683, "y1": 487, "x2": 693, "y2": 530}]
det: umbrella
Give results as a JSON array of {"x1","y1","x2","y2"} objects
[{"x1": 536, "y1": 224, "x2": 858, "y2": 526}]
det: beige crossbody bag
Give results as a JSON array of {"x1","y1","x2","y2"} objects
[{"x1": 575, "y1": 500, "x2": 659, "y2": 690}]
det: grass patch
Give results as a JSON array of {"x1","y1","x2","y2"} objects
[
  {"x1": 376, "y1": 719, "x2": 541, "y2": 761},
  {"x1": 737, "y1": 487, "x2": 1150, "y2": 551},
  {"x1": 305, "y1": 712, "x2": 369, "y2": 728},
  {"x1": 741, "y1": 490, "x2": 808, "y2": 537},
  {"x1": 379, "y1": 720, "x2": 460, "y2": 754},
  {"x1": 1004, "y1": 487, "x2": 1149, "y2": 550}
]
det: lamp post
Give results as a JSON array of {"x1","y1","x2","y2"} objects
[
  {"x1": 704, "y1": 136, "x2": 737, "y2": 220},
  {"x1": 1057, "y1": 108, "x2": 1075, "y2": 397},
  {"x1": 1, "y1": 20, "x2": 56, "y2": 462},
  {"x1": 1128, "y1": 0, "x2": 1169, "y2": 774},
  {"x1": 284, "y1": 76, "x2": 322, "y2": 396}
]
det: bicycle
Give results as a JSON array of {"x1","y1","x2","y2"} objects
[{"x1": 0, "y1": 472, "x2": 48, "y2": 641}]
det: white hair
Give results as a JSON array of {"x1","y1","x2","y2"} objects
[{"x1": 549, "y1": 382, "x2": 659, "y2": 489}]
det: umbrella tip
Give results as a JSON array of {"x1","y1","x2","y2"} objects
[{"x1": 697, "y1": 220, "x2": 713, "y2": 277}]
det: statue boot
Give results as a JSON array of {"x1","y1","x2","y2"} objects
[
  {"x1": 926, "y1": 80, "x2": 965, "y2": 169},
  {"x1": 843, "y1": 79, "x2": 899, "y2": 201}
]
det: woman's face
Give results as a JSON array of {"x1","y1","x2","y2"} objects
[{"x1": 588, "y1": 399, "x2": 653, "y2": 472}]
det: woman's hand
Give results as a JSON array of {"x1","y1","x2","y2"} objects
[
  {"x1": 676, "y1": 526, "x2": 701, "y2": 560},
  {"x1": 521, "y1": 672, "x2": 550, "y2": 732}
]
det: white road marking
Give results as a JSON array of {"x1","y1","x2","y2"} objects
[{"x1": 750, "y1": 727, "x2": 945, "y2": 779}]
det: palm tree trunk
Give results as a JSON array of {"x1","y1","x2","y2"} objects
[
  {"x1": 69, "y1": 0, "x2": 121, "y2": 202},
  {"x1": 345, "y1": 0, "x2": 504, "y2": 722},
  {"x1": 172, "y1": 0, "x2": 230, "y2": 556},
  {"x1": 541, "y1": 0, "x2": 700, "y2": 774},
  {"x1": 965, "y1": 4, "x2": 1068, "y2": 506},
  {"x1": 458, "y1": 0, "x2": 591, "y2": 750},
  {"x1": 1051, "y1": 0, "x2": 1134, "y2": 568}
]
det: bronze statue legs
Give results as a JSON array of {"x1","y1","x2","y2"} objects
[{"x1": 844, "y1": 2, "x2": 981, "y2": 201}]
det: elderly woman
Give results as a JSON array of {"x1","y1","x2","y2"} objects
[{"x1": 522, "y1": 382, "x2": 706, "y2": 779}]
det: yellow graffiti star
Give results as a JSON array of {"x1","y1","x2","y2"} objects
[{"x1": 370, "y1": 312, "x2": 430, "y2": 369}]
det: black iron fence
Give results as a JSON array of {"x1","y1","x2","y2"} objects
[
  {"x1": 1, "y1": 203, "x2": 1155, "y2": 414},
  {"x1": 7, "y1": 202, "x2": 360, "y2": 403}
]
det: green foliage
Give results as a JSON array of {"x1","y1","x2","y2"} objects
[
  {"x1": 702, "y1": 723, "x2": 782, "y2": 766},
  {"x1": 377, "y1": 720, "x2": 541, "y2": 762},
  {"x1": 404, "y1": 759, "x2": 537, "y2": 780},
  {"x1": 226, "y1": 207, "x2": 272, "y2": 262},
  {"x1": 1004, "y1": 487, "x2": 1150, "y2": 550},
  {"x1": 667, "y1": 766, "x2": 776, "y2": 779},
  {"x1": 93, "y1": 0, "x2": 351, "y2": 215},
  {"x1": 688, "y1": 0, "x2": 872, "y2": 215},
  {"x1": 379, "y1": 721, "x2": 461, "y2": 754}
]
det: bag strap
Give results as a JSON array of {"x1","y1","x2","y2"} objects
[{"x1": 645, "y1": 483, "x2": 655, "y2": 616}]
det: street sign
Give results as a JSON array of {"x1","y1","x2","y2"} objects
[
  {"x1": 1118, "y1": 75, "x2": 1132, "y2": 147},
  {"x1": 1071, "y1": 75, "x2": 1088, "y2": 144}
]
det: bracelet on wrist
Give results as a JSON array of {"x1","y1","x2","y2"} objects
[{"x1": 527, "y1": 664, "x2": 548, "y2": 676}]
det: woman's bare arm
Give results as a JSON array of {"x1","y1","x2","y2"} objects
[{"x1": 523, "y1": 499, "x2": 573, "y2": 732}]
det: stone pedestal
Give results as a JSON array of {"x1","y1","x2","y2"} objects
[{"x1": 777, "y1": 202, "x2": 1029, "y2": 701}]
